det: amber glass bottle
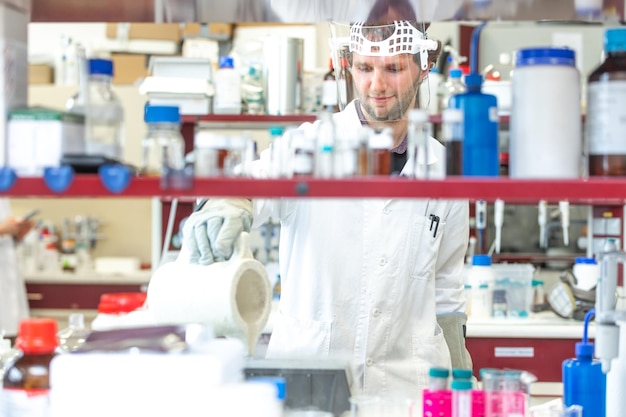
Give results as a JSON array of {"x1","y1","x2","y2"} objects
[
  {"x1": 2, "y1": 318, "x2": 58, "y2": 416},
  {"x1": 587, "y1": 28, "x2": 626, "y2": 176}
]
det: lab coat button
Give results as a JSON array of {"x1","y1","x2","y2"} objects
[
  {"x1": 379, "y1": 258, "x2": 387, "y2": 266},
  {"x1": 373, "y1": 308, "x2": 381, "y2": 317},
  {"x1": 383, "y1": 208, "x2": 391, "y2": 215},
  {"x1": 366, "y1": 358, "x2": 374, "y2": 366}
]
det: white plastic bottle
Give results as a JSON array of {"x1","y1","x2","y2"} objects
[
  {"x1": 467, "y1": 254, "x2": 495, "y2": 319},
  {"x1": 214, "y1": 56, "x2": 242, "y2": 115}
]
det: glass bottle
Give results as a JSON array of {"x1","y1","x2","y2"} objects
[
  {"x1": 442, "y1": 108, "x2": 464, "y2": 176},
  {"x1": 2, "y1": 318, "x2": 58, "y2": 416},
  {"x1": 141, "y1": 105, "x2": 185, "y2": 175},
  {"x1": 368, "y1": 128, "x2": 392, "y2": 176},
  {"x1": 56, "y1": 313, "x2": 90, "y2": 354},
  {"x1": 337, "y1": 55, "x2": 354, "y2": 109},
  {"x1": 322, "y1": 58, "x2": 340, "y2": 113},
  {"x1": 66, "y1": 58, "x2": 125, "y2": 162},
  {"x1": 438, "y1": 68, "x2": 467, "y2": 113},
  {"x1": 587, "y1": 28, "x2": 626, "y2": 176}
]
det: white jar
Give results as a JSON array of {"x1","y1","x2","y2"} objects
[
  {"x1": 573, "y1": 257, "x2": 599, "y2": 291},
  {"x1": 467, "y1": 255, "x2": 495, "y2": 319},
  {"x1": 509, "y1": 47, "x2": 582, "y2": 179}
]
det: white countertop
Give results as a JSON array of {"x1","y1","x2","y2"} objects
[
  {"x1": 24, "y1": 270, "x2": 152, "y2": 285},
  {"x1": 467, "y1": 311, "x2": 593, "y2": 339}
]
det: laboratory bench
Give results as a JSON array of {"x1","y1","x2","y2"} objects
[{"x1": 25, "y1": 270, "x2": 150, "y2": 328}]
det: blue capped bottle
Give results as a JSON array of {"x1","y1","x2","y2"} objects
[
  {"x1": 449, "y1": 73, "x2": 499, "y2": 176},
  {"x1": 562, "y1": 309, "x2": 606, "y2": 417}
]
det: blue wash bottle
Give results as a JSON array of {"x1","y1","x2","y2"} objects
[
  {"x1": 448, "y1": 73, "x2": 499, "y2": 176},
  {"x1": 562, "y1": 309, "x2": 606, "y2": 417}
]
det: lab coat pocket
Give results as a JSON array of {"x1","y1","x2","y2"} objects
[
  {"x1": 409, "y1": 211, "x2": 446, "y2": 280},
  {"x1": 266, "y1": 311, "x2": 332, "y2": 358},
  {"x1": 411, "y1": 326, "x2": 452, "y2": 388}
]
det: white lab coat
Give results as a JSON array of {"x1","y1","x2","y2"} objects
[
  {"x1": 252, "y1": 101, "x2": 469, "y2": 398},
  {"x1": 0, "y1": 199, "x2": 29, "y2": 337}
]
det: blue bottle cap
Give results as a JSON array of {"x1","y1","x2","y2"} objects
[
  {"x1": 145, "y1": 105, "x2": 180, "y2": 123},
  {"x1": 575, "y1": 341, "x2": 594, "y2": 359},
  {"x1": 464, "y1": 73, "x2": 483, "y2": 89},
  {"x1": 89, "y1": 58, "x2": 114, "y2": 76},
  {"x1": 605, "y1": 28, "x2": 626, "y2": 53},
  {"x1": 452, "y1": 368, "x2": 473, "y2": 380},
  {"x1": 269, "y1": 126, "x2": 284, "y2": 136},
  {"x1": 515, "y1": 47, "x2": 576, "y2": 67},
  {"x1": 451, "y1": 380, "x2": 473, "y2": 390},
  {"x1": 219, "y1": 56, "x2": 234, "y2": 69},
  {"x1": 429, "y1": 367, "x2": 450, "y2": 378},
  {"x1": 575, "y1": 257, "x2": 596, "y2": 265},
  {"x1": 449, "y1": 68, "x2": 463, "y2": 79},
  {"x1": 472, "y1": 254, "x2": 492, "y2": 266}
]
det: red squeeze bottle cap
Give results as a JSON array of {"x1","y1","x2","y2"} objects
[
  {"x1": 98, "y1": 292, "x2": 147, "y2": 314},
  {"x1": 15, "y1": 318, "x2": 58, "y2": 354}
]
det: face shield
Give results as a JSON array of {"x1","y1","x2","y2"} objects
[{"x1": 329, "y1": 20, "x2": 439, "y2": 123}]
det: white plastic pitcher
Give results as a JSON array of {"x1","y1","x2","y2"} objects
[{"x1": 146, "y1": 232, "x2": 272, "y2": 356}]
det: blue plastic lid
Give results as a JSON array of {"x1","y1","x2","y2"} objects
[
  {"x1": 575, "y1": 341, "x2": 594, "y2": 359},
  {"x1": 89, "y1": 58, "x2": 114, "y2": 76},
  {"x1": 144, "y1": 105, "x2": 180, "y2": 123},
  {"x1": 605, "y1": 28, "x2": 626, "y2": 53},
  {"x1": 451, "y1": 380, "x2": 473, "y2": 390},
  {"x1": 449, "y1": 68, "x2": 463, "y2": 79},
  {"x1": 219, "y1": 56, "x2": 234, "y2": 69},
  {"x1": 269, "y1": 126, "x2": 284, "y2": 136},
  {"x1": 515, "y1": 47, "x2": 576, "y2": 67},
  {"x1": 452, "y1": 368, "x2": 473, "y2": 380},
  {"x1": 464, "y1": 73, "x2": 483, "y2": 89},
  {"x1": 472, "y1": 254, "x2": 492, "y2": 266},
  {"x1": 429, "y1": 367, "x2": 450, "y2": 378},
  {"x1": 575, "y1": 257, "x2": 597, "y2": 265}
]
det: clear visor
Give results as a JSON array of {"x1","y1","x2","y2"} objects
[{"x1": 329, "y1": 21, "x2": 437, "y2": 120}]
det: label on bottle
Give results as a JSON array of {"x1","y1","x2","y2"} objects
[
  {"x1": 322, "y1": 80, "x2": 337, "y2": 107},
  {"x1": 588, "y1": 80, "x2": 626, "y2": 154},
  {"x1": 2, "y1": 388, "x2": 50, "y2": 417}
]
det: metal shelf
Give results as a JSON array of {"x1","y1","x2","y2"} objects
[{"x1": 3, "y1": 175, "x2": 626, "y2": 204}]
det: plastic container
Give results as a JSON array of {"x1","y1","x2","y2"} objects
[
  {"x1": 492, "y1": 263, "x2": 535, "y2": 318},
  {"x1": 451, "y1": 379, "x2": 472, "y2": 417},
  {"x1": 509, "y1": 47, "x2": 581, "y2": 179},
  {"x1": 587, "y1": 28, "x2": 626, "y2": 176},
  {"x1": 91, "y1": 292, "x2": 154, "y2": 331},
  {"x1": 314, "y1": 111, "x2": 336, "y2": 178},
  {"x1": 2, "y1": 318, "x2": 58, "y2": 416},
  {"x1": 449, "y1": 73, "x2": 499, "y2": 177},
  {"x1": 194, "y1": 131, "x2": 229, "y2": 177},
  {"x1": 56, "y1": 312, "x2": 90, "y2": 353},
  {"x1": 563, "y1": 310, "x2": 606, "y2": 417},
  {"x1": 467, "y1": 255, "x2": 495, "y2": 319},
  {"x1": 213, "y1": 56, "x2": 242, "y2": 115},
  {"x1": 66, "y1": 58, "x2": 124, "y2": 161},
  {"x1": 428, "y1": 367, "x2": 450, "y2": 391},
  {"x1": 407, "y1": 109, "x2": 430, "y2": 179},
  {"x1": 573, "y1": 257, "x2": 599, "y2": 291},
  {"x1": 141, "y1": 105, "x2": 185, "y2": 176}
]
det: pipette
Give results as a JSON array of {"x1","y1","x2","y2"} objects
[
  {"x1": 538, "y1": 200, "x2": 548, "y2": 249},
  {"x1": 476, "y1": 200, "x2": 487, "y2": 254},
  {"x1": 494, "y1": 199, "x2": 504, "y2": 254},
  {"x1": 560, "y1": 200, "x2": 570, "y2": 247}
]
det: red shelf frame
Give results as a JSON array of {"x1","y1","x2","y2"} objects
[{"x1": 3, "y1": 175, "x2": 626, "y2": 204}]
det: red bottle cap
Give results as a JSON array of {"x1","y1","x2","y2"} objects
[
  {"x1": 97, "y1": 292, "x2": 147, "y2": 314},
  {"x1": 15, "y1": 318, "x2": 58, "y2": 354}
]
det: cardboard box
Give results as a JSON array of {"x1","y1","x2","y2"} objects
[
  {"x1": 106, "y1": 23, "x2": 181, "y2": 42},
  {"x1": 111, "y1": 54, "x2": 148, "y2": 85},
  {"x1": 28, "y1": 63, "x2": 53, "y2": 84},
  {"x1": 182, "y1": 23, "x2": 233, "y2": 39}
]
